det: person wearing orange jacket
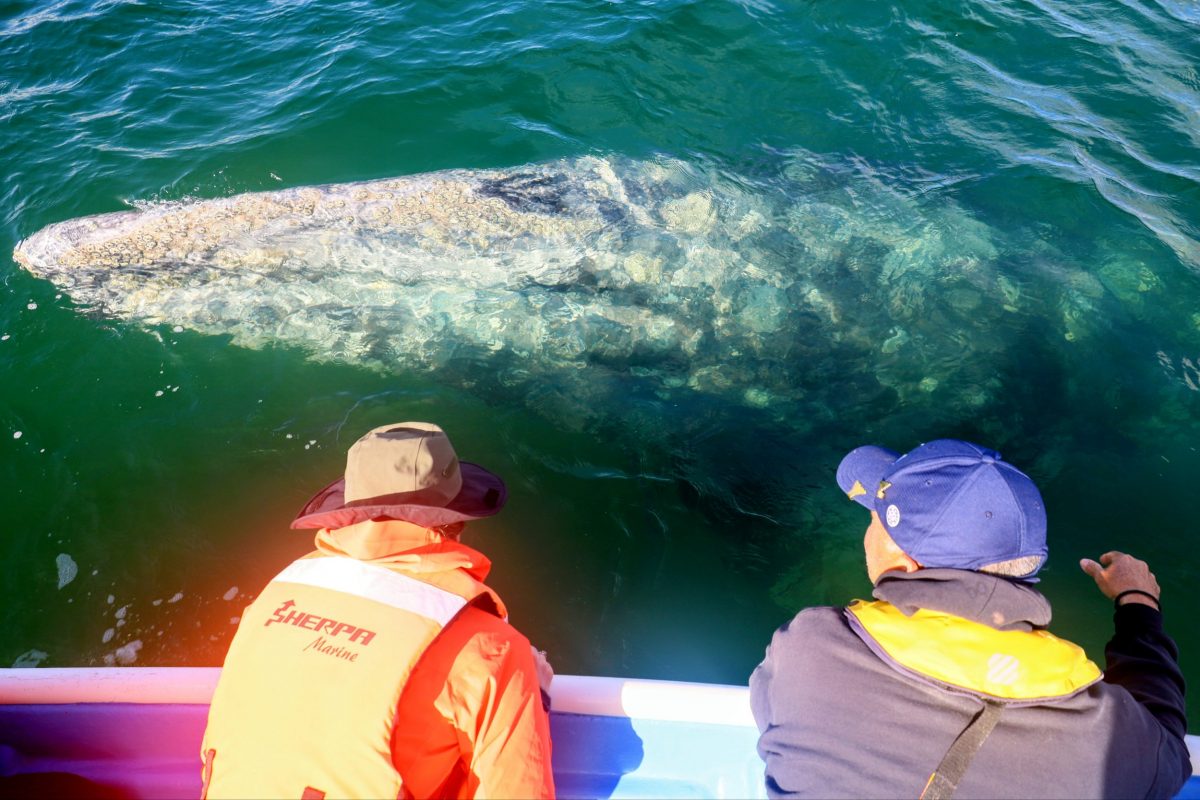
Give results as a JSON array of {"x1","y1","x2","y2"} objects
[{"x1": 201, "y1": 422, "x2": 555, "y2": 799}]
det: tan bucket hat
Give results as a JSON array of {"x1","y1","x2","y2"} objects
[{"x1": 291, "y1": 422, "x2": 507, "y2": 530}]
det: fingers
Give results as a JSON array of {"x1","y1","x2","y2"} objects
[
  {"x1": 1081, "y1": 551, "x2": 1159, "y2": 602},
  {"x1": 1090, "y1": 552, "x2": 1138, "y2": 575},
  {"x1": 529, "y1": 644, "x2": 554, "y2": 692}
]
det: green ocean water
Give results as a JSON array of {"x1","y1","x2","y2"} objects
[{"x1": 3, "y1": 0, "x2": 1200, "y2": 718}]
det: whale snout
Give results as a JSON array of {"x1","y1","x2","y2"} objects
[
  {"x1": 14, "y1": 209, "x2": 148, "y2": 277},
  {"x1": 13, "y1": 225, "x2": 72, "y2": 276}
]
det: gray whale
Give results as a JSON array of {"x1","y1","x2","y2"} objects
[{"x1": 14, "y1": 154, "x2": 1013, "y2": 438}]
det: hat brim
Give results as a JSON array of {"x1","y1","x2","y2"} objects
[
  {"x1": 836, "y1": 445, "x2": 900, "y2": 509},
  {"x1": 290, "y1": 461, "x2": 507, "y2": 530}
]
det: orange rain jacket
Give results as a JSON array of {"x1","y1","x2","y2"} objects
[{"x1": 201, "y1": 520, "x2": 554, "y2": 799}]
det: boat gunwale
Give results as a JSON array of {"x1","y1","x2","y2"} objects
[{"x1": 0, "y1": 667, "x2": 758, "y2": 726}]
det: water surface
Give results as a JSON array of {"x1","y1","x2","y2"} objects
[{"x1": 2, "y1": 0, "x2": 1199, "y2": 716}]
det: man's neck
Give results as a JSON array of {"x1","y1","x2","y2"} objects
[{"x1": 872, "y1": 568, "x2": 1051, "y2": 631}]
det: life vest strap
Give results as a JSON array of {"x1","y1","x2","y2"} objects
[{"x1": 919, "y1": 700, "x2": 1003, "y2": 800}]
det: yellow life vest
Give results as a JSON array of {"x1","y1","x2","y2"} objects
[
  {"x1": 846, "y1": 600, "x2": 1102, "y2": 701},
  {"x1": 201, "y1": 554, "x2": 485, "y2": 799}
]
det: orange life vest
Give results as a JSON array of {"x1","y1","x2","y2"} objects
[{"x1": 201, "y1": 553, "x2": 494, "y2": 799}]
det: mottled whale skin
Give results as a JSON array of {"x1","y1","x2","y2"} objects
[{"x1": 14, "y1": 154, "x2": 1012, "y2": 437}]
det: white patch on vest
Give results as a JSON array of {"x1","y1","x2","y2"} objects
[
  {"x1": 886, "y1": 504, "x2": 901, "y2": 527},
  {"x1": 273, "y1": 558, "x2": 467, "y2": 625},
  {"x1": 987, "y1": 653, "x2": 1021, "y2": 686}
]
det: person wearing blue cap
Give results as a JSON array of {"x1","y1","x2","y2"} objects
[{"x1": 750, "y1": 439, "x2": 1189, "y2": 799}]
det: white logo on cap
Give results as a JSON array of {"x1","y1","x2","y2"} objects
[{"x1": 886, "y1": 504, "x2": 901, "y2": 527}]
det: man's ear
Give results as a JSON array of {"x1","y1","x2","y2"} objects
[{"x1": 884, "y1": 533, "x2": 921, "y2": 573}]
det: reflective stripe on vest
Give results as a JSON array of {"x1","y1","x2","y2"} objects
[
  {"x1": 202, "y1": 556, "x2": 476, "y2": 800},
  {"x1": 273, "y1": 557, "x2": 467, "y2": 625},
  {"x1": 846, "y1": 600, "x2": 1102, "y2": 701}
]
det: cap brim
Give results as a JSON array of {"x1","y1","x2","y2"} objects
[
  {"x1": 290, "y1": 462, "x2": 507, "y2": 530},
  {"x1": 836, "y1": 445, "x2": 900, "y2": 509}
]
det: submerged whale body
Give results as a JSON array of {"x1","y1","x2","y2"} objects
[{"x1": 14, "y1": 154, "x2": 1015, "y2": 439}]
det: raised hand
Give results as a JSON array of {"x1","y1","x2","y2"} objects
[{"x1": 1079, "y1": 551, "x2": 1161, "y2": 609}]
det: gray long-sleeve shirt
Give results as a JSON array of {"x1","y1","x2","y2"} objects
[{"x1": 750, "y1": 570, "x2": 1190, "y2": 799}]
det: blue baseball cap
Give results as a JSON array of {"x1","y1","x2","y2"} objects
[{"x1": 836, "y1": 439, "x2": 1047, "y2": 577}]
